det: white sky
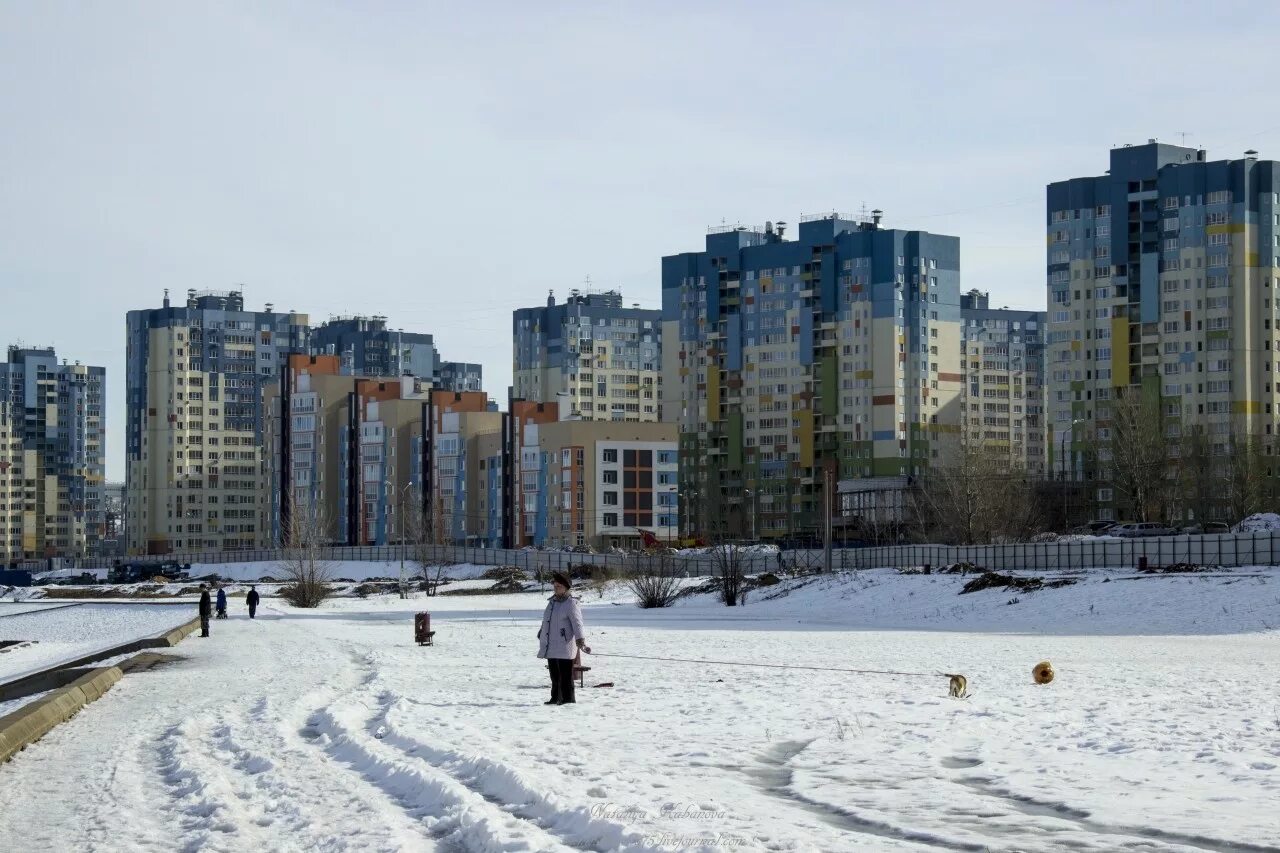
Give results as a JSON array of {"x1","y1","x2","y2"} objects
[{"x1": 3, "y1": 1, "x2": 1278, "y2": 480}]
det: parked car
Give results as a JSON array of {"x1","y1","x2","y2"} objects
[
  {"x1": 1110, "y1": 522, "x2": 1177, "y2": 538},
  {"x1": 1180, "y1": 521, "x2": 1230, "y2": 535},
  {"x1": 1070, "y1": 520, "x2": 1116, "y2": 535}
]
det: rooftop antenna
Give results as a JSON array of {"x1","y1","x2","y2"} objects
[{"x1": 1178, "y1": 131, "x2": 1190, "y2": 146}]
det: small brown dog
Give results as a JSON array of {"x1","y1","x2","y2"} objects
[{"x1": 946, "y1": 673, "x2": 969, "y2": 698}]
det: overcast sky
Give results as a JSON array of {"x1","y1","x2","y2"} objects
[{"x1": 3, "y1": 1, "x2": 1278, "y2": 481}]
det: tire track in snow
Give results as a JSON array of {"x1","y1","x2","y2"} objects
[
  {"x1": 146, "y1": 623, "x2": 434, "y2": 852},
  {"x1": 302, "y1": 674, "x2": 584, "y2": 852},
  {"x1": 373, "y1": 691, "x2": 656, "y2": 852},
  {"x1": 744, "y1": 740, "x2": 988, "y2": 852},
  {"x1": 948, "y1": 771, "x2": 1280, "y2": 853}
]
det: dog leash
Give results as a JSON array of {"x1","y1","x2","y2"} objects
[{"x1": 588, "y1": 651, "x2": 944, "y2": 680}]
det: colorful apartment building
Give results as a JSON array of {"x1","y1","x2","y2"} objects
[
  {"x1": 959, "y1": 291, "x2": 1048, "y2": 475},
  {"x1": 513, "y1": 290, "x2": 663, "y2": 422},
  {"x1": 522, "y1": 418, "x2": 678, "y2": 549},
  {"x1": 661, "y1": 213, "x2": 962, "y2": 540},
  {"x1": 267, "y1": 356, "x2": 502, "y2": 546},
  {"x1": 1047, "y1": 141, "x2": 1280, "y2": 518},
  {"x1": 125, "y1": 289, "x2": 309, "y2": 554},
  {"x1": 0, "y1": 347, "x2": 106, "y2": 559}
]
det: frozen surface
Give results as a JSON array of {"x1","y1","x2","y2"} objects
[
  {"x1": 0, "y1": 601, "x2": 72, "y2": 616},
  {"x1": 0, "y1": 604, "x2": 193, "y2": 683},
  {"x1": 0, "y1": 569, "x2": 1275, "y2": 851}
]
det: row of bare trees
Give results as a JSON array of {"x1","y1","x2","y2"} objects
[
  {"x1": 277, "y1": 488, "x2": 454, "y2": 607},
  {"x1": 1087, "y1": 389, "x2": 1275, "y2": 525},
  {"x1": 909, "y1": 388, "x2": 1279, "y2": 544}
]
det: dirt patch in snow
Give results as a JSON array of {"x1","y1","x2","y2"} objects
[{"x1": 960, "y1": 571, "x2": 1078, "y2": 595}]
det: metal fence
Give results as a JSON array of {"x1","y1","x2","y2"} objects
[
  {"x1": 55, "y1": 531, "x2": 1280, "y2": 576},
  {"x1": 844, "y1": 531, "x2": 1280, "y2": 572}
]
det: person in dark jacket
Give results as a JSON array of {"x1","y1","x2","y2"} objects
[
  {"x1": 246, "y1": 585, "x2": 260, "y2": 619},
  {"x1": 215, "y1": 586, "x2": 228, "y2": 619},
  {"x1": 537, "y1": 571, "x2": 589, "y2": 705},
  {"x1": 198, "y1": 585, "x2": 212, "y2": 637}
]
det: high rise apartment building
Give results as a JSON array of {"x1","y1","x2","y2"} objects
[
  {"x1": 959, "y1": 291, "x2": 1047, "y2": 475},
  {"x1": 311, "y1": 315, "x2": 482, "y2": 393},
  {"x1": 437, "y1": 361, "x2": 483, "y2": 393},
  {"x1": 0, "y1": 402, "x2": 17, "y2": 561},
  {"x1": 311, "y1": 316, "x2": 439, "y2": 381},
  {"x1": 1047, "y1": 142, "x2": 1280, "y2": 513},
  {"x1": 513, "y1": 290, "x2": 662, "y2": 422},
  {"x1": 125, "y1": 289, "x2": 309, "y2": 554},
  {"x1": 266, "y1": 355, "x2": 501, "y2": 547},
  {"x1": 661, "y1": 213, "x2": 962, "y2": 539},
  {"x1": 0, "y1": 347, "x2": 106, "y2": 560}
]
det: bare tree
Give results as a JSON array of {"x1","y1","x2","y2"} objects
[
  {"x1": 1104, "y1": 388, "x2": 1173, "y2": 523},
  {"x1": 405, "y1": 492, "x2": 449, "y2": 596},
  {"x1": 1178, "y1": 424, "x2": 1216, "y2": 524},
  {"x1": 628, "y1": 553, "x2": 680, "y2": 608},
  {"x1": 913, "y1": 444, "x2": 1041, "y2": 544},
  {"x1": 706, "y1": 541, "x2": 748, "y2": 606},
  {"x1": 278, "y1": 503, "x2": 333, "y2": 608},
  {"x1": 1221, "y1": 431, "x2": 1274, "y2": 523}
]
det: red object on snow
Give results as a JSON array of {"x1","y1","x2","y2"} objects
[{"x1": 414, "y1": 612, "x2": 435, "y2": 646}]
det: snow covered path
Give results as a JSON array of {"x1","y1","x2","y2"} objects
[{"x1": 0, "y1": 571, "x2": 1278, "y2": 852}]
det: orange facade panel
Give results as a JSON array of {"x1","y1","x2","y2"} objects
[{"x1": 287, "y1": 353, "x2": 341, "y2": 375}]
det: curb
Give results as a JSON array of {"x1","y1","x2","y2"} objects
[
  {"x1": 0, "y1": 616, "x2": 202, "y2": 703},
  {"x1": 0, "y1": 664, "x2": 123, "y2": 764},
  {"x1": 0, "y1": 616, "x2": 203, "y2": 764}
]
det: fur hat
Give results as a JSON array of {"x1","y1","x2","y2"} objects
[{"x1": 551, "y1": 571, "x2": 572, "y2": 589}]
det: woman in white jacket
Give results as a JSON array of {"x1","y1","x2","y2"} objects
[{"x1": 537, "y1": 571, "x2": 590, "y2": 705}]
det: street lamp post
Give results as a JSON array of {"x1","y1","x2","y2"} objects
[
  {"x1": 1060, "y1": 418, "x2": 1085, "y2": 531},
  {"x1": 744, "y1": 488, "x2": 758, "y2": 542},
  {"x1": 386, "y1": 479, "x2": 413, "y2": 599},
  {"x1": 679, "y1": 489, "x2": 697, "y2": 545}
]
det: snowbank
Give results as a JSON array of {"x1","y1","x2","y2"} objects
[
  {"x1": 1233, "y1": 512, "x2": 1280, "y2": 532},
  {"x1": 677, "y1": 543, "x2": 781, "y2": 556}
]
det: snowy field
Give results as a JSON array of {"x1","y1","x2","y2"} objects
[
  {"x1": 0, "y1": 568, "x2": 1276, "y2": 852},
  {"x1": 0, "y1": 603, "x2": 193, "y2": 683}
]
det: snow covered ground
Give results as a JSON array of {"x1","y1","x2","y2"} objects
[
  {"x1": 0, "y1": 601, "x2": 71, "y2": 616},
  {"x1": 0, "y1": 568, "x2": 1276, "y2": 851},
  {"x1": 0, "y1": 603, "x2": 193, "y2": 683}
]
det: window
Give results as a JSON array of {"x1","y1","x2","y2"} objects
[
  {"x1": 602, "y1": 491, "x2": 618, "y2": 506},
  {"x1": 602, "y1": 470, "x2": 618, "y2": 484},
  {"x1": 602, "y1": 449, "x2": 617, "y2": 463},
  {"x1": 602, "y1": 513, "x2": 618, "y2": 527}
]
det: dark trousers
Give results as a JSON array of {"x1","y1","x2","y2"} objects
[
  {"x1": 548, "y1": 657, "x2": 575, "y2": 704},
  {"x1": 248, "y1": 604, "x2": 257, "y2": 619},
  {"x1": 200, "y1": 615, "x2": 210, "y2": 637}
]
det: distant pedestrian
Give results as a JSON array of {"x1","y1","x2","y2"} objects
[
  {"x1": 246, "y1": 585, "x2": 260, "y2": 619},
  {"x1": 215, "y1": 586, "x2": 228, "y2": 619},
  {"x1": 198, "y1": 585, "x2": 212, "y2": 637},
  {"x1": 536, "y1": 571, "x2": 589, "y2": 705}
]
